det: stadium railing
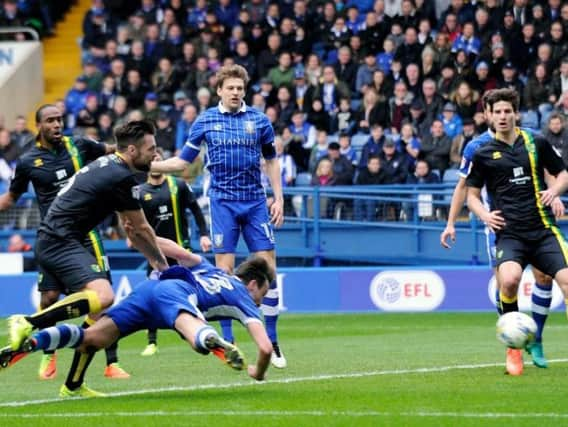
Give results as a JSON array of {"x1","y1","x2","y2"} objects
[{"x1": 4, "y1": 183, "x2": 559, "y2": 267}]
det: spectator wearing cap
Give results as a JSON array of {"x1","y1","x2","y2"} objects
[
  {"x1": 419, "y1": 119, "x2": 452, "y2": 176},
  {"x1": 155, "y1": 111, "x2": 175, "y2": 157},
  {"x1": 379, "y1": 137, "x2": 409, "y2": 184},
  {"x1": 65, "y1": 76, "x2": 90, "y2": 117},
  {"x1": 168, "y1": 90, "x2": 189, "y2": 124},
  {"x1": 501, "y1": 9, "x2": 521, "y2": 46},
  {"x1": 142, "y1": 92, "x2": 159, "y2": 121},
  {"x1": 82, "y1": 6, "x2": 116, "y2": 55},
  {"x1": 510, "y1": 23, "x2": 539, "y2": 76},
  {"x1": 267, "y1": 51, "x2": 295, "y2": 90},
  {"x1": 470, "y1": 61, "x2": 496, "y2": 99},
  {"x1": 497, "y1": 61, "x2": 524, "y2": 103},
  {"x1": 439, "y1": 102, "x2": 463, "y2": 140},
  {"x1": 409, "y1": 98, "x2": 431, "y2": 139},
  {"x1": 450, "y1": 117, "x2": 478, "y2": 168},
  {"x1": 292, "y1": 69, "x2": 310, "y2": 112},
  {"x1": 122, "y1": 69, "x2": 149, "y2": 109},
  {"x1": 319, "y1": 141, "x2": 354, "y2": 186},
  {"x1": 523, "y1": 62, "x2": 553, "y2": 129},
  {"x1": 82, "y1": 59, "x2": 103, "y2": 92}
]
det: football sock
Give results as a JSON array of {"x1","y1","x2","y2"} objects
[
  {"x1": 65, "y1": 350, "x2": 96, "y2": 391},
  {"x1": 80, "y1": 317, "x2": 119, "y2": 365},
  {"x1": 194, "y1": 325, "x2": 218, "y2": 355},
  {"x1": 499, "y1": 291, "x2": 518, "y2": 314},
  {"x1": 25, "y1": 291, "x2": 102, "y2": 329},
  {"x1": 219, "y1": 319, "x2": 234, "y2": 343},
  {"x1": 531, "y1": 282, "x2": 552, "y2": 343},
  {"x1": 495, "y1": 288, "x2": 502, "y2": 315},
  {"x1": 32, "y1": 324, "x2": 84, "y2": 352},
  {"x1": 261, "y1": 280, "x2": 279, "y2": 344},
  {"x1": 147, "y1": 329, "x2": 157, "y2": 345}
]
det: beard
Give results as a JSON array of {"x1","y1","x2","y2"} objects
[{"x1": 134, "y1": 161, "x2": 151, "y2": 172}]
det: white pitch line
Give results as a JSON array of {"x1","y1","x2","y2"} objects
[
  {"x1": 1, "y1": 411, "x2": 568, "y2": 419},
  {"x1": 1, "y1": 358, "x2": 568, "y2": 408}
]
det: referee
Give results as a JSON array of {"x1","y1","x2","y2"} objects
[
  {"x1": 466, "y1": 88, "x2": 568, "y2": 376},
  {"x1": 150, "y1": 64, "x2": 287, "y2": 368}
]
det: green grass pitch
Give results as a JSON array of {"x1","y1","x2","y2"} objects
[{"x1": 0, "y1": 312, "x2": 567, "y2": 427}]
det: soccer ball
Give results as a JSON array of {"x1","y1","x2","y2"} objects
[{"x1": 496, "y1": 312, "x2": 537, "y2": 349}]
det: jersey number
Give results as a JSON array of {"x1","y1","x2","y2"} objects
[{"x1": 193, "y1": 270, "x2": 234, "y2": 294}]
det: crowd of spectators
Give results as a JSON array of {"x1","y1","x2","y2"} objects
[
  {"x1": 0, "y1": 0, "x2": 75, "y2": 38},
  {"x1": 5, "y1": 0, "x2": 568, "y2": 221}
]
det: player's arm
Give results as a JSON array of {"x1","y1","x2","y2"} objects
[
  {"x1": 104, "y1": 143, "x2": 116, "y2": 154},
  {"x1": 440, "y1": 177, "x2": 467, "y2": 248},
  {"x1": 152, "y1": 116, "x2": 205, "y2": 173},
  {"x1": 245, "y1": 321, "x2": 273, "y2": 381},
  {"x1": 119, "y1": 209, "x2": 169, "y2": 271},
  {"x1": 155, "y1": 235, "x2": 203, "y2": 267},
  {"x1": 263, "y1": 157, "x2": 284, "y2": 227},
  {"x1": 541, "y1": 170, "x2": 568, "y2": 206},
  {"x1": 181, "y1": 182, "x2": 211, "y2": 252},
  {"x1": 0, "y1": 191, "x2": 20, "y2": 211},
  {"x1": 466, "y1": 186, "x2": 505, "y2": 232},
  {"x1": 539, "y1": 137, "x2": 568, "y2": 205},
  {"x1": 543, "y1": 170, "x2": 565, "y2": 218}
]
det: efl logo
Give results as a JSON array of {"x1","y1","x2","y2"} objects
[
  {"x1": 487, "y1": 269, "x2": 564, "y2": 311},
  {"x1": 369, "y1": 271, "x2": 445, "y2": 312}
]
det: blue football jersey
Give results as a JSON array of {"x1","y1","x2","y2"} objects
[
  {"x1": 159, "y1": 258, "x2": 263, "y2": 326},
  {"x1": 180, "y1": 103, "x2": 275, "y2": 201},
  {"x1": 459, "y1": 130, "x2": 494, "y2": 178}
]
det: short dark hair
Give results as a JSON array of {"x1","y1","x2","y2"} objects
[
  {"x1": 235, "y1": 256, "x2": 275, "y2": 288},
  {"x1": 486, "y1": 88, "x2": 520, "y2": 112},
  {"x1": 481, "y1": 89, "x2": 494, "y2": 112},
  {"x1": 114, "y1": 119, "x2": 155, "y2": 151},
  {"x1": 35, "y1": 104, "x2": 58, "y2": 123}
]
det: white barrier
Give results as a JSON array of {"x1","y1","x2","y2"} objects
[{"x1": 0, "y1": 41, "x2": 43, "y2": 128}]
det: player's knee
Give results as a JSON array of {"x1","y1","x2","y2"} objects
[
  {"x1": 533, "y1": 270, "x2": 553, "y2": 285},
  {"x1": 40, "y1": 291, "x2": 60, "y2": 309},
  {"x1": 500, "y1": 276, "x2": 521, "y2": 295},
  {"x1": 93, "y1": 287, "x2": 114, "y2": 309}
]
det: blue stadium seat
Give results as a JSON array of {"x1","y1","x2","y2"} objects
[
  {"x1": 351, "y1": 133, "x2": 369, "y2": 149},
  {"x1": 295, "y1": 172, "x2": 312, "y2": 186},
  {"x1": 442, "y1": 168, "x2": 460, "y2": 183}
]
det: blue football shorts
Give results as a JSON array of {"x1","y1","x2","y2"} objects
[{"x1": 209, "y1": 198, "x2": 275, "y2": 253}]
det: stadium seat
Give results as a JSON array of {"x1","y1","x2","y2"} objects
[
  {"x1": 295, "y1": 172, "x2": 312, "y2": 186},
  {"x1": 442, "y1": 168, "x2": 460, "y2": 183},
  {"x1": 351, "y1": 133, "x2": 368, "y2": 149}
]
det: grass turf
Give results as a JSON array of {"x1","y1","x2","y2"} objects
[{"x1": 0, "y1": 312, "x2": 567, "y2": 427}]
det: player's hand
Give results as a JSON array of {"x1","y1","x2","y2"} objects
[
  {"x1": 482, "y1": 210, "x2": 506, "y2": 232},
  {"x1": 440, "y1": 225, "x2": 456, "y2": 249},
  {"x1": 540, "y1": 189, "x2": 558, "y2": 207},
  {"x1": 270, "y1": 198, "x2": 284, "y2": 227},
  {"x1": 247, "y1": 365, "x2": 265, "y2": 381},
  {"x1": 551, "y1": 196, "x2": 565, "y2": 219},
  {"x1": 199, "y1": 235, "x2": 212, "y2": 252}
]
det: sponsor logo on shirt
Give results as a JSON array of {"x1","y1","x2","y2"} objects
[
  {"x1": 492, "y1": 151, "x2": 502, "y2": 159},
  {"x1": 34, "y1": 158, "x2": 43, "y2": 167}
]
